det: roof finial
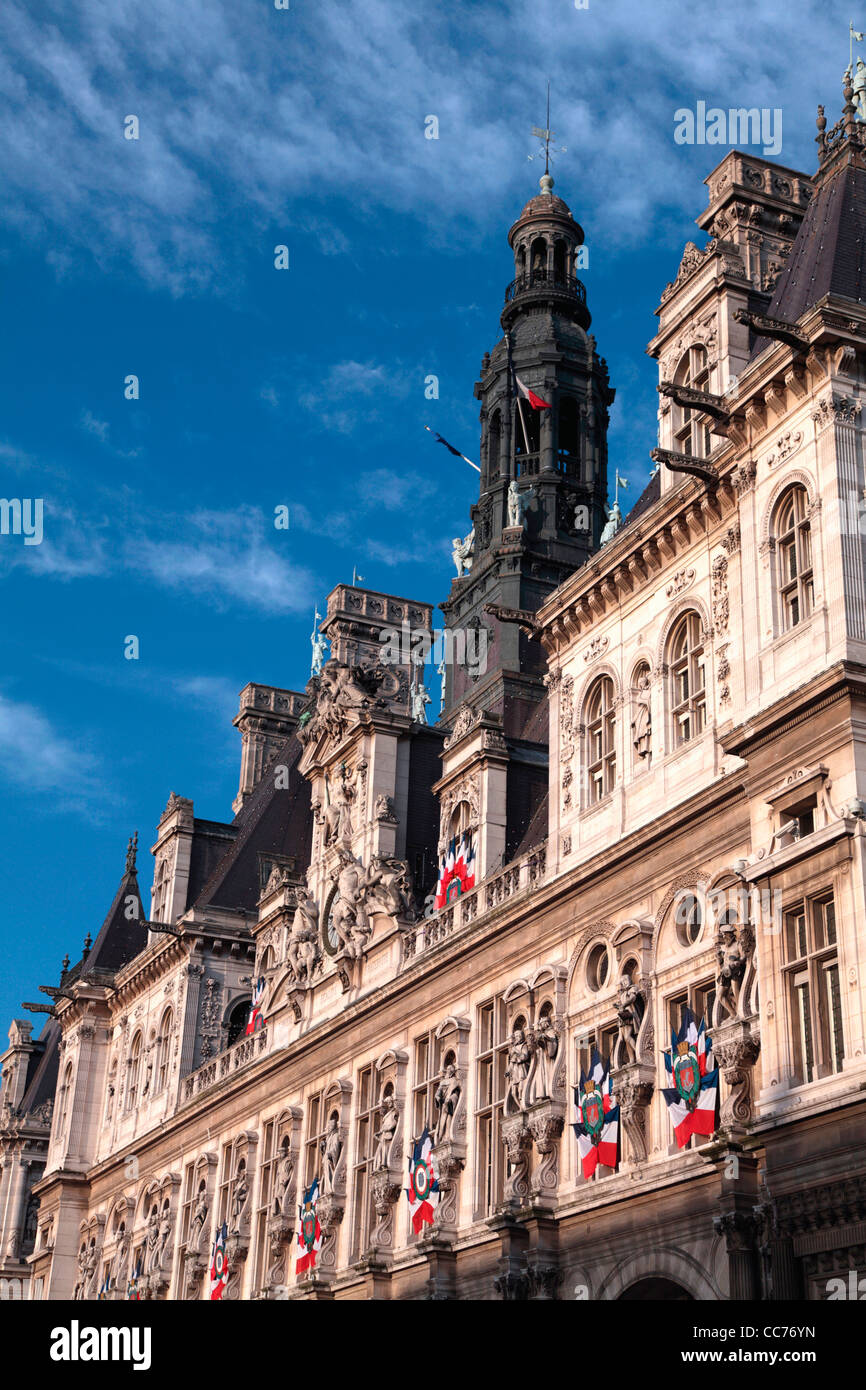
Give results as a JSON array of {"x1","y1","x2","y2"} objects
[
  {"x1": 529, "y1": 80, "x2": 566, "y2": 194},
  {"x1": 126, "y1": 830, "x2": 138, "y2": 873}
]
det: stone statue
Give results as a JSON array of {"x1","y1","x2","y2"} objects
[
  {"x1": 288, "y1": 890, "x2": 320, "y2": 985},
  {"x1": 436, "y1": 656, "x2": 447, "y2": 712},
  {"x1": 310, "y1": 625, "x2": 329, "y2": 677},
  {"x1": 230, "y1": 1166, "x2": 249, "y2": 1230},
  {"x1": 364, "y1": 855, "x2": 415, "y2": 922},
  {"x1": 526, "y1": 1012, "x2": 559, "y2": 1105},
  {"x1": 323, "y1": 763, "x2": 355, "y2": 846},
  {"x1": 189, "y1": 1189, "x2": 209, "y2": 1253},
  {"x1": 156, "y1": 1209, "x2": 173, "y2": 1268},
  {"x1": 599, "y1": 501, "x2": 622, "y2": 545},
  {"x1": 373, "y1": 1093, "x2": 399, "y2": 1168},
  {"x1": 320, "y1": 1113, "x2": 343, "y2": 1194},
  {"x1": 330, "y1": 850, "x2": 372, "y2": 958},
  {"x1": 504, "y1": 1028, "x2": 532, "y2": 1114},
  {"x1": 110, "y1": 1227, "x2": 131, "y2": 1290},
  {"x1": 272, "y1": 1148, "x2": 295, "y2": 1218},
  {"x1": 716, "y1": 924, "x2": 747, "y2": 1021},
  {"x1": 615, "y1": 974, "x2": 644, "y2": 1063},
  {"x1": 506, "y1": 480, "x2": 534, "y2": 530},
  {"x1": 145, "y1": 1207, "x2": 160, "y2": 1268},
  {"x1": 412, "y1": 683, "x2": 432, "y2": 724},
  {"x1": 433, "y1": 1061, "x2": 461, "y2": 1144},
  {"x1": 73, "y1": 1243, "x2": 96, "y2": 1300},
  {"x1": 632, "y1": 669, "x2": 652, "y2": 759},
  {"x1": 853, "y1": 57, "x2": 866, "y2": 120},
  {"x1": 452, "y1": 528, "x2": 475, "y2": 577}
]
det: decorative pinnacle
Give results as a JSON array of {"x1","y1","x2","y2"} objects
[
  {"x1": 539, "y1": 171, "x2": 555, "y2": 196},
  {"x1": 126, "y1": 830, "x2": 138, "y2": 874}
]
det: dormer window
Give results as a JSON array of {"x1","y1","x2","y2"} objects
[{"x1": 673, "y1": 346, "x2": 711, "y2": 458}]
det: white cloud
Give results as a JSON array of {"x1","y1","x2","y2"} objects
[
  {"x1": 0, "y1": 0, "x2": 839, "y2": 293},
  {"x1": 0, "y1": 692, "x2": 105, "y2": 808}
]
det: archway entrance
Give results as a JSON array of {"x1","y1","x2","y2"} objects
[{"x1": 618, "y1": 1277, "x2": 694, "y2": 1300}]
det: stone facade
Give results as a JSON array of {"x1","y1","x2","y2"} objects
[{"x1": 3, "y1": 93, "x2": 866, "y2": 1302}]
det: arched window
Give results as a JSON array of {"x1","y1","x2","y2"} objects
[
  {"x1": 156, "y1": 1009, "x2": 173, "y2": 1094},
  {"x1": 126, "y1": 1034, "x2": 142, "y2": 1110},
  {"x1": 669, "y1": 612, "x2": 706, "y2": 746},
  {"x1": 557, "y1": 396, "x2": 580, "y2": 470},
  {"x1": 58, "y1": 1063, "x2": 73, "y2": 1136},
  {"x1": 553, "y1": 238, "x2": 568, "y2": 281},
  {"x1": 673, "y1": 346, "x2": 711, "y2": 459},
  {"x1": 775, "y1": 485, "x2": 813, "y2": 631},
  {"x1": 487, "y1": 408, "x2": 501, "y2": 479},
  {"x1": 529, "y1": 236, "x2": 547, "y2": 281},
  {"x1": 226, "y1": 1001, "x2": 248, "y2": 1049},
  {"x1": 585, "y1": 676, "x2": 616, "y2": 802}
]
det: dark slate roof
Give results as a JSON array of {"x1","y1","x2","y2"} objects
[
  {"x1": 72, "y1": 864, "x2": 148, "y2": 977},
  {"x1": 757, "y1": 155, "x2": 866, "y2": 341},
  {"x1": 624, "y1": 470, "x2": 661, "y2": 526},
  {"x1": 18, "y1": 1020, "x2": 60, "y2": 1114},
  {"x1": 513, "y1": 787, "x2": 548, "y2": 858},
  {"x1": 190, "y1": 731, "x2": 312, "y2": 914}
]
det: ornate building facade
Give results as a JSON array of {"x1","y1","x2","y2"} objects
[{"x1": 3, "y1": 82, "x2": 866, "y2": 1302}]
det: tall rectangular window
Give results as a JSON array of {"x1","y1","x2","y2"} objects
[
  {"x1": 253, "y1": 1119, "x2": 277, "y2": 1292},
  {"x1": 784, "y1": 893, "x2": 843, "y2": 1083},
  {"x1": 351, "y1": 1065, "x2": 376, "y2": 1259},
  {"x1": 475, "y1": 999, "x2": 508, "y2": 1216}
]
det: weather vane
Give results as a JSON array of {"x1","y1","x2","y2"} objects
[{"x1": 528, "y1": 81, "x2": 566, "y2": 173}]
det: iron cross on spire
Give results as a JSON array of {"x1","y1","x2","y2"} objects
[{"x1": 529, "y1": 82, "x2": 567, "y2": 173}]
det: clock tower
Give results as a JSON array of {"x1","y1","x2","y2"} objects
[{"x1": 441, "y1": 169, "x2": 615, "y2": 735}]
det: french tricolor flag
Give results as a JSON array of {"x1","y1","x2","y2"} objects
[{"x1": 514, "y1": 374, "x2": 551, "y2": 411}]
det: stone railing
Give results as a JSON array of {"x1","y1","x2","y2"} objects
[
  {"x1": 181, "y1": 1027, "x2": 269, "y2": 1104},
  {"x1": 404, "y1": 843, "x2": 547, "y2": 961}
]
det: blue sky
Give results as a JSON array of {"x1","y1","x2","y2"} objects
[{"x1": 0, "y1": 0, "x2": 852, "y2": 1026}]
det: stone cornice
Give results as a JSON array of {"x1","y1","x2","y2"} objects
[{"x1": 720, "y1": 661, "x2": 866, "y2": 759}]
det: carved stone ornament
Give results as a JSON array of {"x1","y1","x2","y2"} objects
[{"x1": 713, "y1": 1019, "x2": 761, "y2": 1135}]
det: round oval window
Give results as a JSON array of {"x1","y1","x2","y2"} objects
[{"x1": 587, "y1": 942, "x2": 610, "y2": 992}]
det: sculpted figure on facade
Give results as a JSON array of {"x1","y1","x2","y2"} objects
[
  {"x1": 411, "y1": 683, "x2": 432, "y2": 724},
  {"x1": 287, "y1": 890, "x2": 321, "y2": 985},
  {"x1": 452, "y1": 528, "x2": 475, "y2": 577},
  {"x1": 526, "y1": 1010, "x2": 560, "y2": 1105},
  {"x1": 330, "y1": 850, "x2": 373, "y2": 958},
  {"x1": 73, "y1": 1241, "x2": 96, "y2": 1300},
  {"x1": 230, "y1": 1165, "x2": 250, "y2": 1234},
  {"x1": 323, "y1": 762, "x2": 356, "y2": 846},
  {"x1": 632, "y1": 669, "x2": 652, "y2": 759},
  {"x1": 109, "y1": 1227, "x2": 131, "y2": 1291},
  {"x1": 364, "y1": 854, "x2": 416, "y2": 922},
  {"x1": 434, "y1": 1059, "x2": 462, "y2": 1143},
  {"x1": 507, "y1": 480, "x2": 534, "y2": 530},
  {"x1": 504, "y1": 1028, "x2": 533, "y2": 1115},
  {"x1": 188, "y1": 1188, "x2": 209, "y2": 1254},
  {"x1": 716, "y1": 923, "x2": 748, "y2": 1021},
  {"x1": 272, "y1": 1145, "x2": 295, "y2": 1218},
  {"x1": 373, "y1": 1092, "x2": 399, "y2": 1169},
  {"x1": 615, "y1": 974, "x2": 645, "y2": 1064},
  {"x1": 320, "y1": 1113, "x2": 344, "y2": 1195}
]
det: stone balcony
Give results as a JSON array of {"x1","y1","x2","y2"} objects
[
  {"x1": 404, "y1": 842, "x2": 547, "y2": 960},
  {"x1": 181, "y1": 1027, "x2": 269, "y2": 1104}
]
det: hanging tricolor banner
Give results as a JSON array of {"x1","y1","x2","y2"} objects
[
  {"x1": 98, "y1": 1272, "x2": 110, "y2": 1300},
  {"x1": 296, "y1": 1179, "x2": 322, "y2": 1275},
  {"x1": 209, "y1": 1221, "x2": 229, "y2": 1300},
  {"x1": 245, "y1": 976, "x2": 266, "y2": 1035},
  {"x1": 573, "y1": 1049, "x2": 620, "y2": 1179},
  {"x1": 407, "y1": 1128, "x2": 440, "y2": 1233},
  {"x1": 126, "y1": 1256, "x2": 142, "y2": 1301},
  {"x1": 661, "y1": 1007, "x2": 719, "y2": 1148},
  {"x1": 433, "y1": 830, "x2": 476, "y2": 909}
]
